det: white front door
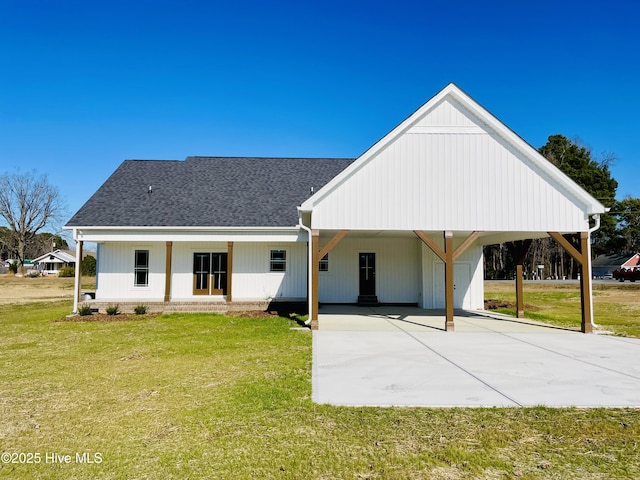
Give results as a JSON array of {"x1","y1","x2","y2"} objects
[{"x1": 433, "y1": 262, "x2": 471, "y2": 309}]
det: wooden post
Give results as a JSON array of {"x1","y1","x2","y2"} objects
[
  {"x1": 548, "y1": 232, "x2": 593, "y2": 333},
  {"x1": 507, "y1": 240, "x2": 531, "y2": 319},
  {"x1": 579, "y1": 232, "x2": 593, "y2": 333},
  {"x1": 164, "y1": 241, "x2": 173, "y2": 302},
  {"x1": 227, "y1": 241, "x2": 234, "y2": 302},
  {"x1": 515, "y1": 264, "x2": 524, "y2": 318},
  {"x1": 311, "y1": 230, "x2": 320, "y2": 330},
  {"x1": 444, "y1": 231, "x2": 454, "y2": 331}
]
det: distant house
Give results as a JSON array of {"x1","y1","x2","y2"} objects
[
  {"x1": 622, "y1": 253, "x2": 640, "y2": 269},
  {"x1": 32, "y1": 249, "x2": 76, "y2": 275},
  {"x1": 65, "y1": 83, "x2": 607, "y2": 332},
  {"x1": 592, "y1": 253, "x2": 640, "y2": 277}
]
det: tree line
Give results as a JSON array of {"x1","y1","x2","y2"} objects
[{"x1": 484, "y1": 134, "x2": 640, "y2": 280}]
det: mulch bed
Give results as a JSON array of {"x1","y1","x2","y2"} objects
[
  {"x1": 56, "y1": 310, "x2": 298, "y2": 322},
  {"x1": 55, "y1": 313, "x2": 160, "y2": 322}
]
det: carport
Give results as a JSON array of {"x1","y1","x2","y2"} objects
[
  {"x1": 298, "y1": 85, "x2": 608, "y2": 334},
  {"x1": 312, "y1": 306, "x2": 640, "y2": 407}
]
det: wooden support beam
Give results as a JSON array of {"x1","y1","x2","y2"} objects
[
  {"x1": 548, "y1": 232, "x2": 593, "y2": 333},
  {"x1": 227, "y1": 241, "x2": 234, "y2": 303},
  {"x1": 515, "y1": 264, "x2": 524, "y2": 318},
  {"x1": 579, "y1": 232, "x2": 593, "y2": 333},
  {"x1": 311, "y1": 230, "x2": 320, "y2": 330},
  {"x1": 164, "y1": 241, "x2": 173, "y2": 302},
  {"x1": 318, "y1": 230, "x2": 349, "y2": 259},
  {"x1": 452, "y1": 231, "x2": 481, "y2": 261},
  {"x1": 548, "y1": 232, "x2": 581, "y2": 262},
  {"x1": 414, "y1": 230, "x2": 446, "y2": 261},
  {"x1": 507, "y1": 240, "x2": 532, "y2": 319},
  {"x1": 444, "y1": 231, "x2": 455, "y2": 331}
]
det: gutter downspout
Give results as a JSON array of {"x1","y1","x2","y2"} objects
[
  {"x1": 297, "y1": 213, "x2": 313, "y2": 327},
  {"x1": 587, "y1": 214, "x2": 602, "y2": 329}
]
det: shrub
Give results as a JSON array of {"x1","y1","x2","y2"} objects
[
  {"x1": 58, "y1": 266, "x2": 75, "y2": 277},
  {"x1": 106, "y1": 304, "x2": 120, "y2": 316},
  {"x1": 81, "y1": 255, "x2": 96, "y2": 276},
  {"x1": 8, "y1": 261, "x2": 18, "y2": 274},
  {"x1": 134, "y1": 304, "x2": 147, "y2": 315},
  {"x1": 78, "y1": 304, "x2": 93, "y2": 316}
]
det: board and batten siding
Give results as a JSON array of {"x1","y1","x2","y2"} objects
[
  {"x1": 231, "y1": 242, "x2": 307, "y2": 301},
  {"x1": 170, "y1": 241, "x2": 307, "y2": 301},
  {"x1": 318, "y1": 237, "x2": 421, "y2": 304},
  {"x1": 95, "y1": 240, "x2": 307, "y2": 302},
  {"x1": 95, "y1": 242, "x2": 166, "y2": 301},
  {"x1": 309, "y1": 97, "x2": 588, "y2": 233}
]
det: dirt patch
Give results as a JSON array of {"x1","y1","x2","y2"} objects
[
  {"x1": 0, "y1": 274, "x2": 94, "y2": 304},
  {"x1": 484, "y1": 299, "x2": 539, "y2": 311}
]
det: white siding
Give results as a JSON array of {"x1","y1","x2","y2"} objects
[
  {"x1": 96, "y1": 240, "x2": 307, "y2": 302},
  {"x1": 171, "y1": 241, "x2": 307, "y2": 301},
  {"x1": 319, "y1": 237, "x2": 421, "y2": 304},
  {"x1": 232, "y1": 242, "x2": 307, "y2": 300},
  {"x1": 95, "y1": 242, "x2": 165, "y2": 301},
  {"x1": 310, "y1": 98, "x2": 588, "y2": 233}
]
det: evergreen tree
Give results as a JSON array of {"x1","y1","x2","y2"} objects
[{"x1": 538, "y1": 135, "x2": 620, "y2": 255}]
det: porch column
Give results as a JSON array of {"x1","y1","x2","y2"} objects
[
  {"x1": 515, "y1": 264, "x2": 524, "y2": 318},
  {"x1": 164, "y1": 241, "x2": 173, "y2": 302},
  {"x1": 73, "y1": 240, "x2": 83, "y2": 313},
  {"x1": 311, "y1": 229, "x2": 320, "y2": 330},
  {"x1": 548, "y1": 231, "x2": 593, "y2": 333},
  {"x1": 507, "y1": 240, "x2": 532, "y2": 318},
  {"x1": 227, "y1": 241, "x2": 234, "y2": 302},
  {"x1": 444, "y1": 231, "x2": 454, "y2": 331},
  {"x1": 579, "y1": 232, "x2": 593, "y2": 334}
]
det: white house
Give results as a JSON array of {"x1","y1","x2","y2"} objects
[
  {"x1": 32, "y1": 249, "x2": 76, "y2": 275},
  {"x1": 65, "y1": 84, "x2": 606, "y2": 332}
]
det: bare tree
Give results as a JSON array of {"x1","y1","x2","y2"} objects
[{"x1": 0, "y1": 171, "x2": 65, "y2": 270}]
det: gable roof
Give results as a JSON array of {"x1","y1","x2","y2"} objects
[
  {"x1": 300, "y1": 83, "x2": 607, "y2": 228},
  {"x1": 32, "y1": 249, "x2": 76, "y2": 263},
  {"x1": 66, "y1": 157, "x2": 354, "y2": 228},
  {"x1": 622, "y1": 254, "x2": 640, "y2": 268}
]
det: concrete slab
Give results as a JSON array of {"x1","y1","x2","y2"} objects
[{"x1": 313, "y1": 306, "x2": 640, "y2": 407}]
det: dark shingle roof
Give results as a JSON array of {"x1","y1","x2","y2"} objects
[{"x1": 66, "y1": 157, "x2": 354, "y2": 227}]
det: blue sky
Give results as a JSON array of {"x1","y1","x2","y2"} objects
[{"x1": 1, "y1": 0, "x2": 639, "y2": 235}]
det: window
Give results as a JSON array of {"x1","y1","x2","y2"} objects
[
  {"x1": 319, "y1": 253, "x2": 329, "y2": 272},
  {"x1": 270, "y1": 249, "x2": 286, "y2": 272},
  {"x1": 134, "y1": 250, "x2": 149, "y2": 287}
]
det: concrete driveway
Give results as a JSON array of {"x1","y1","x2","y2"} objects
[{"x1": 312, "y1": 306, "x2": 640, "y2": 407}]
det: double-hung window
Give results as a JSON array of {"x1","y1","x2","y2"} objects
[
  {"x1": 134, "y1": 250, "x2": 149, "y2": 287},
  {"x1": 270, "y1": 250, "x2": 286, "y2": 272},
  {"x1": 319, "y1": 253, "x2": 329, "y2": 272}
]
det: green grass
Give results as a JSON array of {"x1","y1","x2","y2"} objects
[
  {"x1": 1, "y1": 301, "x2": 640, "y2": 479},
  {"x1": 485, "y1": 282, "x2": 640, "y2": 337}
]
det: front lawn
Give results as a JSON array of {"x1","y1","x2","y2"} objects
[{"x1": 1, "y1": 301, "x2": 639, "y2": 479}]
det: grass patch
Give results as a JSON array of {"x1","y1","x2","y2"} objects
[
  {"x1": 1, "y1": 300, "x2": 639, "y2": 478},
  {"x1": 485, "y1": 281, "x2": 640, "y2": 337}
]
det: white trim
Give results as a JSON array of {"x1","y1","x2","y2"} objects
[{"x1": 71, "y1": 228, "x2": 306, "y2": 243}]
